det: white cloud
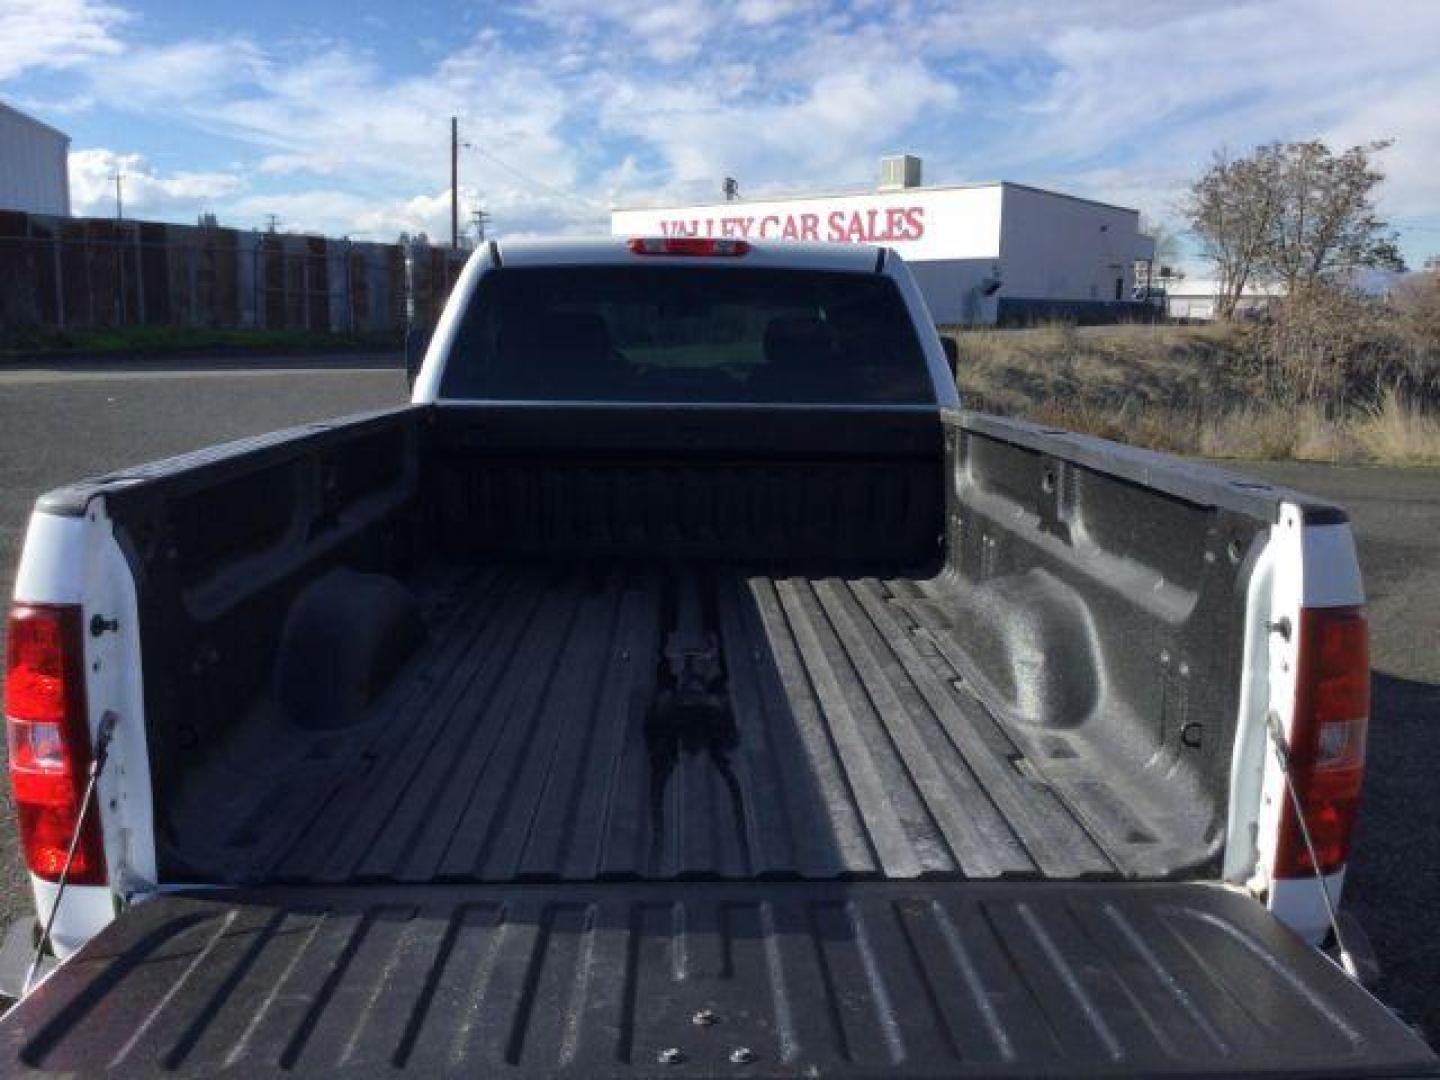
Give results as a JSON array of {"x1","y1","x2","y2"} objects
[
  {"x1": 735, "y1": 0, "x2": 816, "y2": 26},
  {"x1": 515, "y1": 0, "x2": 721, "y2": 64},
  {"x1": 91, "y1": 39, "x2": 265, "y2": 106},
  {"x1": 69, "y1": 148, "x2": 245, "y2": 220},
  {"x1": 1320, "y1": 82, "x2": 1440, "y2": 226},
  {"x1": 217, "y1": 181, "x2": 605, "y2": 243},
  {"x1": 140, "y1": 39, "x2": 585, "y2": 224},
  {"x1": 222, "y1": 188, "x2": 379, "y2": 236},
  {"x1": 594, "y1": 28, "x2": 961, "y2": 199},
  {"x1": 933, "y1": 2, "x2": 1440, "y2": 225},
  {"x1": 0, "y1": 0, "x2": 127, "y2": 81},
  {"x1": 7, "y1": 0, "x2": 1439, "y2": 263}
]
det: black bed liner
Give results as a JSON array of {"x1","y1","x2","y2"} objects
[
  {"x1": 3, "y1": 881, "x2": 1433, "y2": 1077},
  {"x1": 170, "y1": 562, "x2": 1211, "y2": 885}
]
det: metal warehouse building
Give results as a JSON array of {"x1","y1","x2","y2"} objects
[
  {"x1": 0, "y1": 101, "x2": 71, "y2": 216},
  {"x1": 612, "y1": 156, "x2": 1154, "y2": 326}
]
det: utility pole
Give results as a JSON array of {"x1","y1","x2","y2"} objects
[
  {"x1": 109, "y1": 170, "x2": 125, "y2": 220},
  {"x1": 108, "y1": 169, "x2": 127, "y2": 326},
  {"x1": 470, "y1": 207, "x2": 491, "y2": 245},
  {"x1": 450, "y1": 116, "x2": 459, "y2": 251}
]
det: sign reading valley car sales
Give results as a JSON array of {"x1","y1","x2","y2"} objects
[
  {"x1": 657, "y1": 206, "x2": 927, "y2": 244},
  {"x1": 611, "y1": 185, "x2": 1004, "y2": 262}
]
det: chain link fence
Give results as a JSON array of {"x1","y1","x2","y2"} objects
[{"x1": 0, "y1": 211, "x2": 464, "y2": 338}]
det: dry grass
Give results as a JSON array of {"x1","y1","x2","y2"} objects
[
  {"x1": 944, "y1": 322, "x2": 1440, "y2": 466},
  {"x1": 1351, "y1": 390, "x2": 1440, "y2": 464},
  {"x1": 948, "y1": 322, "x2": 1255, "y2": 418},
  {"x1": 1026, "y1": 399, "x2": 1203, "y2": 456},
  {"x1": 1198, "y1": 404, "x2": 1310, "y2": 460},
  {"x1": 1025, "y1": 395, "x2": 1440, "y2": 465}
]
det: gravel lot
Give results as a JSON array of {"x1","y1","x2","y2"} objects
[{"x1": 0, "y1": 361, "x2": 1436, "y2": 1041}]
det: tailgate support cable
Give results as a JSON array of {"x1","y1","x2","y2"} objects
[
  {"x1": 23, "y1": 711, "x2": 119, "y2": 997},
  {"x1": 1265, "y1": 711, "x2": 1359, "y2": 980}
]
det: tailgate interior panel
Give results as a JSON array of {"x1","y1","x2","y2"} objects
[{"x1": 2, "y1": 881, "x2": 1434, "y2": 1077}]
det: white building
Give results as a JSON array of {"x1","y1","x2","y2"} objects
[
  {"x1": 1165, "y1": 280, "x2": 1284, "y2": 321},
  {"x1": 0, "y1": 101, "x2": 71, "y2": 216},
  {"x1": 611, "y1": 157, "x2": 1154, "y2": 325}
]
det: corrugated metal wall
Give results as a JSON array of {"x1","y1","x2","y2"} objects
[{"x1": 0, "y1": 210, "x2": 463, "y2": 334}]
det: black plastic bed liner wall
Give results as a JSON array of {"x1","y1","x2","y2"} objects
[
  {"x1": 3, "y1": 881, "x2": 1434, "y2": 1077},
  {"x1": 168, "y1": 563, "x2": 1213, "y2": 886}
]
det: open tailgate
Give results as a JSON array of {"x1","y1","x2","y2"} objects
[{"x1": 2, "y1": 881, "x2": 1434, "y2": 1078}]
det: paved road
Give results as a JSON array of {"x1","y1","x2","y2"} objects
[{"x1": 0, "y1": 364, "x2": 1436, "y2": 1041}]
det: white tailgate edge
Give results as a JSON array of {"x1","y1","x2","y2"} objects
[
  {"x1": 1227, "y1": 501, "x2": 1364, "y2": 943},
  {"x1": 13, "y1": 504, "x2": 154, "y2": 959}
]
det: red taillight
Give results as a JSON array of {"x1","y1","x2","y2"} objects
[
  {"x1": 1273, "y1": 606, "x2": 1369, "y2": 878},
  {"x1": 4, "y1": 604, "x2": 106, "y2": 884},
  {"x1": 627, "y1": 237, "x2": 751, "y2": 257}
]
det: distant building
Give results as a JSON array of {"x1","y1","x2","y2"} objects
[
  {"x1": 612, "y1": 156, "x2": 1155, "y2": 326},
  {"x1": 0, "y1": 101, "x2": 71, "y2": 215},
  {"x1": 1165, "y1": 280, "x2": 1283, "y2": 321}
]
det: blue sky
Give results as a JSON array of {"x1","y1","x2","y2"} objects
[{"x1": 3, "y1": 0, "x2": 1438, "y2": 269}]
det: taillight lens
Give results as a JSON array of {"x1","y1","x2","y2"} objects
[
  {"x1": 627, "y1": 237, "x2": 751, "y2": 257},
  {"x1": 1273, "y1": 606, "x2": 1369, "y2": 878},
  {"x1": 4, "y1": 604, "x2": 106, "y2": 884}
]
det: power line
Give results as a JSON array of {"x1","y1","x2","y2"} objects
[
  {"x1": 461, "y1": 140, "x2": 605, "y2": 208},
  {"x1": 448, "y1": 113, "x2": 608, "y2": 216}
]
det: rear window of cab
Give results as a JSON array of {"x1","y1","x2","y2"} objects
[{"x1": 439, "y1": 265, "x2": 935, "y2": 405}]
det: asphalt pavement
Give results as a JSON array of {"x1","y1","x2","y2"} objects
[{"x1": 0, "y1": 361, "x2": 1436, "y2": 1040}]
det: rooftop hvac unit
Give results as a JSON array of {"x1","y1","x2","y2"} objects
[{"x1": 878, "y1": 154, "x2": 922, "y2": 191}]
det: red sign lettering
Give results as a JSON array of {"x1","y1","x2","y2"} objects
[{"x1": 656, "y1": 207, "x2": 925, "y2": 245}]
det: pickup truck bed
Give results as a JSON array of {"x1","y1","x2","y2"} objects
[
  {"x1": 6, "y1": 244, "x2": 1437, "y2": 1078},
  {"x1": 169, "y1": 561, "x2": 1191, "y2": 887},
  {"x1": 5, "y1": 880, "x2": 1433, "y2": 1077}
]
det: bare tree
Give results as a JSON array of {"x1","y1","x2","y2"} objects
[
  {"x1": 1183, "y1": 146, "x2": 1284, "y2": 318},
  {"x1": 1389, "y1": 271, "x2": 1440, "y2": 394},
  {"x1": 1267, "y1": 140, "x2": 1405, "y2": 295},
  {"x1": 1185, "y1": 140, "x2": 1404, "y2": 319},
  {"x1": 1138, "y1": 214, "x2": 1184, "y2": 278}
]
